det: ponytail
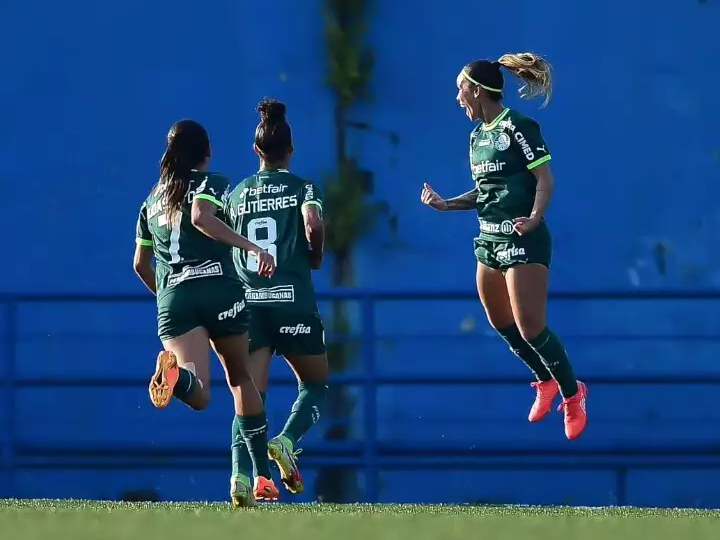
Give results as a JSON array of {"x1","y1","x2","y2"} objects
[
  {"x1": 255, "y1": 98, "x2": 293, "y2": 162},
  {"x1": 158, "y1": 119, "x2": 211, "y2": 220},
  {"x1": 497, "y1": 53, "x2": 553, "y2": 107},
  {"x1": 159, "y1": 143, "x2": 194, "y2": 221}
]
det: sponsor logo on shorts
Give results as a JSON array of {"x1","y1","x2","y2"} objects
[
  {"x1": 279, "y1": 324, "x2": 312, "y2": 336},
  {"x1": 479, "y1": 219, "x2": 515, "y2": 235},
  {"x1": 167, "y1": 261, "x2": 223, "y2": 287},
  {"x1": 245, "y1": 285, "x2": 295, "y2": 303},
  {"x1": 496, "y1": 246, "x2": 527, "y2": 262},
  {"x1": 218, "y1": 301, "x2": 245, "y2": 321}
]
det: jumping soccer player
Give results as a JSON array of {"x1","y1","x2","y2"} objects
[
  {"x1": 225, "y1": 98, "x2": 329, "y2": 504},
  {"x1": 133, "y1": 119, "x2": 279, "y2": 505},
  {"x1": 420, "y1": 53, "x2": 587, "y2": 440}
]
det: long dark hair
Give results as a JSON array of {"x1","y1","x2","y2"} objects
[
  {"x1": 254, "y1": 98, "x2": 292, "y2": 162},
  {"x1": 159, "y1": 119, "x2": 210, "y2": 219}
]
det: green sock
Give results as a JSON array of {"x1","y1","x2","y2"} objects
[
  {"x1": 527, "y1": 327, "x2": 578, "y2": 398},
  {"x1": 173, "y1": 367, "x2": 198, "y2": 401},
  {"x1": 231, "y1": 416, "x2": 252, "y2": 481},
  {"x1": 496, "y1": 324, "x2": 553, "y2": 382},
  {"x1": 280, "y1": 382, "x2": 328, "y2": 448},
  {"x1": 237, "y1": 410, "x2": 272, "y2": 479},
  {"x1": 231, "y1": 393, "x2": 266, "y2": 479}
]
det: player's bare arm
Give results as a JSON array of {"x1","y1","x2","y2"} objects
[
  {"x1": 302, "y1": 203, "x2": 324, "y2": 270},
  {"x1": 443, "y1": 188, "x2": 479, "y2": 211},
  {"x1": 514, "y1": 163, "x2": 554, "y2": 235},
  {"x1": 421, "y1": 182, "x2": 477, "y2": 211},
  {"x1": 133, "y1": 244, "x2": 156, "y2": 295},
  {"x1": 191, "y1": 198, "x2": 276, "y2": 277},
  {"x1": 528, "y1": 163, "x2": 554, "y2": 220}
]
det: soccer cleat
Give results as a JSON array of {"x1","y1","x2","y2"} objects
[
  {"x1": 230, "y1": 475, "x2": 257, "y2": 508},
  {"x1": 268, "y1": 436, "x2": 304, "y2": 494},
  {"x1": 254, "y1": 476, "x2": 279, "y2": 501},
  {"x1": 528, "y1": 379, "x2": 560, "y2": 422},
  {"x1": 148, "y1": 351, "x2": 180, "y2": 409},
  {"x1": 558, "y1": 381, "x2": 588, "y2": 440}
]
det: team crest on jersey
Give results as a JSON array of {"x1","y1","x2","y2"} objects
[{"x1": 494, "y1": 133, "x2": 511, "y2": 152}]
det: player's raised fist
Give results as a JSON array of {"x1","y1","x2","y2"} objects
[{"x1": 420, "y1": 183, "x2": 447, "y2": 211}]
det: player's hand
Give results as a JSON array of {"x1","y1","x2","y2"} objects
[
  {"x1": 513, "y1": 216, "x2": 541, "y2": 236},
  {"x1": 251, "y1": 249, "x2": 276, "y2": 277},
  {"x1": 420, "y1": 183, "x2": 448, "y2": 211}
]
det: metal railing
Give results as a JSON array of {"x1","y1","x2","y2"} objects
[{"x1": 3, "y1": 289, "x2": 720, "y2": 503}]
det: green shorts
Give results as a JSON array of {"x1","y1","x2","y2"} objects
[
  {"x1": 474, "y1": 225, "x2": 552, "y2": 271},
  {"x1": 249, "y1": 306, "x2": 326, "y2": 357},
  {"x1": 157, "y1": 277, "x2": 249, "y2": 341}
]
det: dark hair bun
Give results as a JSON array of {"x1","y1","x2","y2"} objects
[{"x1": 257, "y1": 98, "x2": 287, "y2": 124}]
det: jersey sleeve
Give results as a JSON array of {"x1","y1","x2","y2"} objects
[
  {"x1": 224, "y1": 183, "x2": 242, "y2": 229},
  {"x1": 513, "y1": 117, "x2": 552, "y2": 170},
  {"x1": 195, "y1": 174, "x2": 231, "y2": 208},
  {"x1": 135, "y1": 203, "x2": 153, "y2": 247},
  {"x1": 300, "y1": 182, "x2": 324, "y2": 211}
]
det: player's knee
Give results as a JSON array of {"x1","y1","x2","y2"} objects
[
  {"x1": 516, "y1": 318, "x2": 545, "y2": 342},
  {"x1": 483, "y1": 309, "x2": 515, "y2": 331},
  {"x1": 296, "y1": 381, "x2": 329, "y2": 409},
  {"x1": 226, "y1": 366, "x2": 253, "y2": 388}
]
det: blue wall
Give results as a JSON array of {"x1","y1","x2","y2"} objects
[{"x1": 2, "y1": 0, "x2": 720, "y2": 507}]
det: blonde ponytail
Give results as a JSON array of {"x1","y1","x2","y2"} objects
[{"x1": 497, "y1": 53, "x2": 553, "y2": 108}]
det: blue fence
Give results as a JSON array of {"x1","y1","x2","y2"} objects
[{"x1": 3, "y1": 290, "x2": 720, "y2": 505}]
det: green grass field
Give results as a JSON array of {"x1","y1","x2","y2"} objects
[{"x1": 1, "y1": 500, "x2": 718, "y2": 540}]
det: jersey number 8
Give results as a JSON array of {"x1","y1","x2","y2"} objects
[{"x1": 246, "y1": 217, "x2": 278, "y2": 272}]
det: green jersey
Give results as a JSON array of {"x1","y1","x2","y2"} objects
[
  {"x1": 470, "y1": 108, "x2": 552, "y2": 240},
  {"x1": 135, "y1": 171, "x2": 238, "y2": 296},
  {"x1": 226, "y1": 169, "x2": 323, "y2": 311}
]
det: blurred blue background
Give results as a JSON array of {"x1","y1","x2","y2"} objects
[{"x1": 2, "y1": 0, "x2": 720, "y2": 507}]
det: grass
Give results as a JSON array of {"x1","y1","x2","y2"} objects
[{"x1": 0, "y1": 500, "x2": 718, "y2": 540}]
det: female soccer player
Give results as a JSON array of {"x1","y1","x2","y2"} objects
[
  {"x1": 133, "y1": 119, "x2": 279, "y2": 504},
  {"x1": 420, "y1": 53, "x2": 587, "y2": 440},
  {"x1": 225, "y1": 99, "x2": 329, "y2": 503}
]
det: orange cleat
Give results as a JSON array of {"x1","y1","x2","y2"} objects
[
  {"x1": 558, "y1": 381, "x2": 588, "y2": 440},
  {"x1": 528, "y1": 379, "x2": 560, "y2": 422},
  {"x1": 254, "y1": 476, "x2": 279, "y2": 501},
  {"x1": 148, "y1": 351, "x2": 180, "y2": 409}
]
